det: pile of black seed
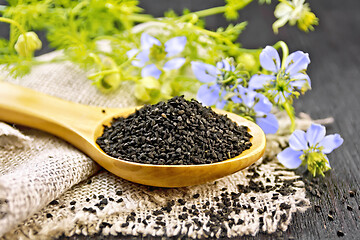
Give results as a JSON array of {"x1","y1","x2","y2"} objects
[{"x1": 96, "y1": 96, "x2": 252, "y2": 165}]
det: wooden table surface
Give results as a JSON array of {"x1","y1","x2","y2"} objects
[{"x1": 2, "y1": 0, "x2": 359, "y2": 239}]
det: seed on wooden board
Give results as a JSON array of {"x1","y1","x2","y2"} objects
[
  {"x1": 96, "y1": 96, "x2": 252, "y2": 165},
  {"x1": 337, "y1": 230, "x2": 344, "y2": 237},
  {"x1": 349, "y1": 190, "x2": 355, "y2": 197}
]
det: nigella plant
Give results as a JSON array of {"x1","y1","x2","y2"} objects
[
  {"x1": 191, "y1": 59, "x2": 246, "y2": 109},
  {"x1": 127, "y1": 33, "x2": 187, "y2": 79},
  {"x1": 249, "y1": 44, "x2": 311, "y2": 131},
  {"x1": 277, "y1": 124, "x2": 343, "y2": 176},
  {"x1": 192, "y1": 59, "x2": 278, "y2": 134},
  {"x1": 230, "y1": 86, "x2": 279, "y2": 134}
]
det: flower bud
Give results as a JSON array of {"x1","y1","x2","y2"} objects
[
  {"x1": 237, "y1": 53, "x2": 258, "y2": 72},
  {"x1": 100, "y1": 57, "x2": 121, "y2": 90},
  {"x1": 14, "y1": 32, "x2": 42, "y2": 57}
]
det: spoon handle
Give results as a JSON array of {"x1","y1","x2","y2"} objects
[{"x1": 0, "y1": 82, "x2": 104, "y2": 142}]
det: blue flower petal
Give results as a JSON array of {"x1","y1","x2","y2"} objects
[
  {"x1": 256, "y1": 113, "x2": 279, "y2": 134},
  {"x1": 165, "y1": 36, "x2": 187, "y2": 57},
  {"x1": 289, "y1": 130, "x2": 308, "y2": 150},
  {"x1": 215, "y1": 90, "x2": 227, "y2": 109},
  {"x1": 197, "y1": 84, "x2": 220, "y2": 106},
  {"x1": 141, "y1": 64, "x2": 162, "y2": 79},
  {"x1": 231, "y1": 95, "x2": 242, "y2": 104},
  {"x1": 248, "y1": 74, "x2": 275, "y2": 90},
  {"x1": 216, "y1": 59, "x2": 234, "y2": 72},
  {"x1": 325, "y1": 155, "x2": 331, "y2": 168},
  {"x1": 126, "y1": 48, "x2": 138, "y2": 59},
  {"x1": 285, "y1": 51, "x2": 310, "y2": 75},
  {"x1": 253, "y1": 94, "x2": 272, "y2": 113},
  {"x1": 290, "y1": 72, "x2": 311, "y2": 88},
  {"x1": 163, "y1": 58, "x2": 186, "y2": 70},
  {"x1": 191, "y1": 61, "x2": 217, "y2": 83},
  {"x1": 318, "y1": 134, "x2": 344, "y2": 154},
  {"x1": 260, "y1": 46, "x2": 281, "y2": 72},
  {"x1": 306, "y1": 123, "x2": 326, "y2": 147},
  {"x1": 277, "y1": 147, "x2": 303, "y2": 169},
  {"x1": 141, "y1": 33, "x2": 161, "y2": 50}
]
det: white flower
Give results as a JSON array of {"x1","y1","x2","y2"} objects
[{"x1": 272, "y1": 0, "x2": 318, "y2": 34}]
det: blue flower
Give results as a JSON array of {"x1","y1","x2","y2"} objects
[
  {"x1": 231, "y1": 86, "x2": 279, "y2": 134},
  {"x1": 249, "y1": 46, "x2": 311, "y2": 104},
  {"x1": 127, "y1": 33, "x2": 187, "y2": 79},
  {"x1": 277, "y1": 123, "x2": 343, "y2": 176},
  {"x1": 191, "y1": 59, "x2": 240, "y2": 109}
]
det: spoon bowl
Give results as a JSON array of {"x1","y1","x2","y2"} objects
[{"x1": 0, "y1": 82, "x2": 266, "y2": 187}]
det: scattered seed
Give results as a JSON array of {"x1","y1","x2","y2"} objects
[
  {"x1": 328, "y1": 214, "x2": 334, "y2": 221},
  {"x1": 46, "y1": 213, "x2": 52, "y2": 218},
  {"x1": 86, "y1": 179, "x2": 92, "y2": 184},
  {"x1": 349, "y1": 190, "x2": 355, "y2": 197},
  {"x1": 193, "y1": 193, "x2": 200, "y2": 199},
  {"x1": 116, "y1": 190, "x2": 123, "y2": 196},
  {"x1": 70, "y1": 200, "x2": 76, "y2": 205},
  {"x1": 337, "y1": 230, "x2": 344, "y2": 237},
  {"x1": 346, "y1": 205, "x2": 353, "y2": 211},
  {"x1": 49, "y1": 200, "x2": 59, "y2": 205},
  {"x1": 314, "y1": 205, "x2": 321, "y2": 213}
]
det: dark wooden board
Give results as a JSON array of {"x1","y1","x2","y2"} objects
[{"x1": 1, "y1": 0, "x2": 359, "y2": 239}]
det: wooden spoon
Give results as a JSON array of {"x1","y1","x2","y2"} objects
[{"x1": 0, "y1": 82, "x2": 266, "y2": 187}]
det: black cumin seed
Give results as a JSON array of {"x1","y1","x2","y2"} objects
[
  {"x1": 121, "y1": 222, "x2": 129, "y2": 228},
  {"x1": 280, "y1": 203, "x2": 291, "y2": 210},
  {"x1": 328, "y1": 214, "x2": 334, "y2": 221},
  {"x1": 193, "y1": 193, "x2": 200, "y2": 199},
  {"x1": 70, "y1": 200, "x2": 76, "y2": 205},
  {"x1": 49, "y1": 200, "x2": 59, "y2": 205},
  {"x1": 46, "y1": 213, "x2": 52, "y2": 218},
  {"x1": 98, "y1": 195, "x2": 104, "y2": 199},
  {"x1": 347, "y1": 205, "x2": 353, "y2": 211},
  {"x1": 100, "y1": 198, "x2": 108, "y2": 205},
  {"x1": 102, "y1": 109, "x2": 106, "y2": 114},
  {"x1": 116, "y1": 190, "x2": 123, "y2": 196},
  {"x1": 96, "y1": 96, "x2": 252, "y2": 165},
  {"x1": 86, "y1": 198, "x2": 90, "y2": 202},
  {"x1": 70, "y1": 206, "x2": 75, "y2": 211},
  {"x1": 349, "y1": 190, "x2": 355, "y2": 197},
  {"x1": 314, "y1": 205, "x2": 321, "y2": 213},
  {"x1": 116, "y1": 198, "x2": 123, "y2": 203},
  {"x1": 337, "y1": 230, "x2": 344, "y2": 237},
  {"x1": 86, "y1": 179, "x2": 92, "y2": 184}
]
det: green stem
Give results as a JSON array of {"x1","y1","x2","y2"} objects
[
  {"x1": 180, "y1": 0, "x2": 253, "y2": 20},
  {"x1": 273, "y1": 41, "x2": 289, "y2": 71},
  {"x1": 128, "y1": 14, "x2": 154, "y2": 22},
  {"x1": 88, "y1": 69, "x2": 119, "y2": 79},
  {"x1": 283, "y1": 100, "x2": 296, "y2": 132},
  {"x1": 0, "y1": 17, "x2": 29, "y2": 58}
]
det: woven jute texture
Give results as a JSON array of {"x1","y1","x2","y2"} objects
[{"x1": 0, "y1": 51, "x2": 314, "y2": 239}]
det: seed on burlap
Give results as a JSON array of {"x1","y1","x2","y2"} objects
[
  {"x1": 96, "y1": 96, "x2": 252, "y2": 165},
  {"x1": 70, "y1": 200, "x2": 76, "y2": 205},
  {"x1": 46, "y1": 213, "x2": 52, "y2": 218},
  {"x1": 49, "y1": 200, "x2": 59, "y2": 205},
  {"x1": 116, "y1": 190, "x2": 123, "y2": 196},
  {"x1": 346, "y1": 205, "x2": 353, "y2": 211}
]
